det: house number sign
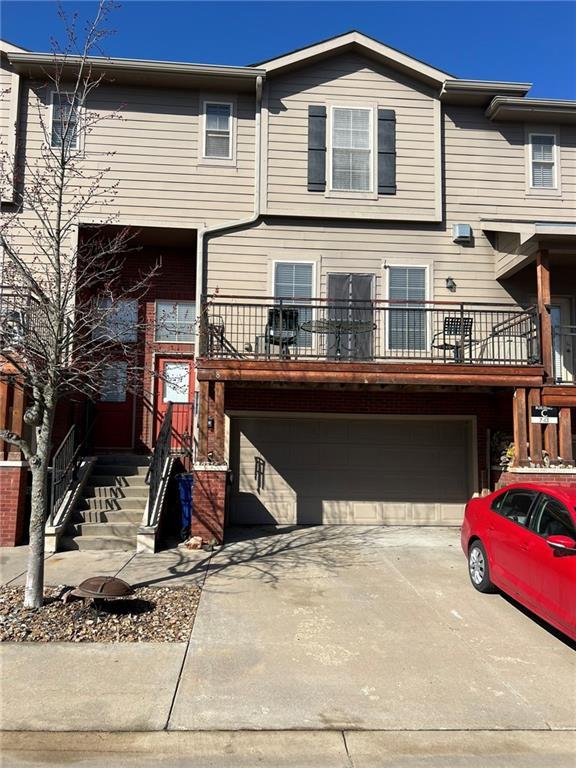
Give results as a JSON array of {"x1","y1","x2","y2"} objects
[{"x1": 531, "y1": 406, "x2": 559, "y2": 424}]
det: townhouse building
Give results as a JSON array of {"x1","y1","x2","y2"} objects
[{"x1": 1, "y1": 32, "x2": 575, "y2": 550}]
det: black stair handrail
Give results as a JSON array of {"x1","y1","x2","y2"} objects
[{"x1": 146, "y1": 402, "x2": 173, "y2": 527}]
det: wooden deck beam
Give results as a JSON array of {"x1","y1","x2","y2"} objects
[{"x1": 197, "y1": 359, "x2": 544, "y2": 388}]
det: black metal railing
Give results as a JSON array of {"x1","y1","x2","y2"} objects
[
  {"x1": 48, "y1": 400, "x2": 96, "y2": 526},
  {"x1": 146, "y1": 402, "x2": 173, "y2": 527},
  {"x1": 553, "y1": 325, "x2": 576, "y2": 384},
  {"x1": 200, "y1": 297, "x2": 541, "y2": 367}
]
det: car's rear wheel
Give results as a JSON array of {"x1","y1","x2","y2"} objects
[{"x1": 468, "y1": 540, "x2": 496, "y2": 593}]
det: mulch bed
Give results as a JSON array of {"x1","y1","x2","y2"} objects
[{"x1": 0, "y1": 585, "x2": 201, "y2": 643}]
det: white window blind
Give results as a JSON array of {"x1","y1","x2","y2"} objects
[
  {"x1": 388, "y1": 267, "x2": 427, "y2": 351},
  {"x1": 531, "y1": 135, "x2": 555, "y2": 188},
  {"x1": 205, "y1": 103, "x2": 231, "y2": 158},
  {"x1": 274, "y1": 262, "x2": 313, "y2": 347},
  {"x1": 332, "y1": 107, "x2": 371, "y2": 192},
  {"x1": 155, "y1": 300, "x2": 196, "y2": 342},
  {"x1": 51, "y1": 92, "x2": 79, "y2": 149},
  {"x1": 94, "y1": 298, "x2": 138, "y2": 342}
]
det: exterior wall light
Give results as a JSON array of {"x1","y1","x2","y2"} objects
[{"x1": 446, "y1": 276, "x2": 457, "y2": 292}]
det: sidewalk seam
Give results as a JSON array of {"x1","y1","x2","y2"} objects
[
  {"x1": 164, "y1": 550, "x2": 214, "y2": 730},
  {"x1": 341, "y1": 730, "x2": 355, "y2": 768}
]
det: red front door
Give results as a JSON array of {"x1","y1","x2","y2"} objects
[
  {"x1": 155, "y1": 357, "x2": 194, "y2": 452},
  {"x1": 93, "y1": 361, "x2": 135, "y2": 450}
]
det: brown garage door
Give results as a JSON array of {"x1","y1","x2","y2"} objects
[{"x1": 230, "y1": 416, "x2": 474, "y2": 526}]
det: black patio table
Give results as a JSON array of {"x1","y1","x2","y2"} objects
[{"x1": 299, "y1": 318, "x2": 376, "y2": 359}]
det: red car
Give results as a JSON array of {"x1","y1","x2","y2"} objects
[{"x1": 461, "y1": 483, "x2": 576, "y2": 641}]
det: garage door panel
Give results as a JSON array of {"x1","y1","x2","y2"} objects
[{"x1": 231, "y1": 417, "x2": 473, "y2": 526}]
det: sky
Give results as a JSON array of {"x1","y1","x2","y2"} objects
[{"x1": 2, "y1": 1, "x2": 575, "y2": 98}]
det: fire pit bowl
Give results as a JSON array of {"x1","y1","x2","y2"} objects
[{"x1": 71, "y1": 576, "x2": 134, "y2": 600}]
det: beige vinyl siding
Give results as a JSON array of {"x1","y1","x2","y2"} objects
[
  {"x1": 19, "y1": 82, "x2": 256, "y2": 228},
  {"x1": 1, "y1": 56, "x2": 18, "y2": 201},
  {"x1": 263, "y1": 53, "x2": 439, "y2": 221},
  {"x1": 445, "y1": 107, "x2": 576, "y2": 219},
  {"x1": 206, "y1": 218, "x2": 514, "y2": 305}
]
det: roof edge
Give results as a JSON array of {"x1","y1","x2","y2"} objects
[
  {"x1": 7, "y1": 51, "x2": 266, "y2": 79},
  {"x1": 486, "y1": 96, "x2": 576, "y2": 123}
]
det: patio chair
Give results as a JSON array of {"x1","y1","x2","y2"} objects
[
  {"x1": 431, "y1": 316, "x2": 475, "y2": 362},
  {"x1": 264, "y1": 307, "x2": 299, "y2": 358}
]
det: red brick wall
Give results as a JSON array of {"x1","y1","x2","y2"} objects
[
  {"x1": 225, "y1": 386, "x2": 513, "y2": 486},
  {"x1": 191, "y1": 468, "x2": 227, "y2": 543},
  {"x1": 0, "y1": 466, "x2": 28, "y2": 546},
  {"x1": 497, "y1": 471, "x2": 576, "y2": 489}
]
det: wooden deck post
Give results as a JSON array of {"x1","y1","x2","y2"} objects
[
  {"x1": 558, "y1": 407, "x2": 574, "y2": 466},
  {"x1": 536, "y1": 250, "x2": 553, "y2": 380},
  {"x1": 197, "y1": 380, "x2": 210, "y2": 463},
  {"x1": 527, "y1": 388, "x2": 543, "y2": 465},
  {"x1": 512, "y1": 388, "x2": 529, "y2": 467},
  {"x1": 8, "y1": 379, "x2": 25, "y2": 460},
  {"x1": 213, "y1": 381, "x2": 225, "y2": 464},
  {"x1": 544, "y1": 422, "x2": 560, "y2": 465}
]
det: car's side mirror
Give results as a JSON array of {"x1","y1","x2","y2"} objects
[{"x1": 546, "y1": 535, "x2": 576, "y2": 551}]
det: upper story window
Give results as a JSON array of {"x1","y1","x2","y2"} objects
[
  {"x1": 94, "y1": 298, "x2": 138, "y2": 343},
  {"x1": 155, "y1": 300, "x2": 196, "y2": 343},
  {"x1": 203, "y1": 102, "x2": 233, "y2": 159},
  {"x1": 50, "y1": 91, "x2": 80, "y2": 150},
  {"x1": 530, "y1": 133, "x2": 556, "y2": 189},
  {"x1": 331, "y1": 107, "x2": 372, "y2": 192}
]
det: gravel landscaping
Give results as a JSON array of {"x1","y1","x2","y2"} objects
[{"x1": 0, "y1": 585, "x2": 201, "y2": 643}]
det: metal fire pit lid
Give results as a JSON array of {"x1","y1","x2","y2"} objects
[{"x1": 71, "y1": 576, "x2": 134, "y2": 600}]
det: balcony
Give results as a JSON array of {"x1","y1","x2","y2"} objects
[
  {"x1": 0, "y1": 284, "x2": 41, "y2": 345},
  {"x1": 200, "y1": 297, "x2": 541, "y2": 368}
]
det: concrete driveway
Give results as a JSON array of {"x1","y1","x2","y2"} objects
[{"x1": 169, "y1": 526, "x2": 576, "y2": 731}]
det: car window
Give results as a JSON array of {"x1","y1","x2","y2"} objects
[
  {"x1": 494, "y1": 489, "x2": 537, "y2": 527},
  {"x1": 529, "y1": 495, "x2": 575, "y2": 539}
]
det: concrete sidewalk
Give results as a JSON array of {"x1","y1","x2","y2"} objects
[{"x1": 3, "y1": 730, "x2": 576, "y2": 767}]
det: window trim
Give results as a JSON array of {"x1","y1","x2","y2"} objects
[
  {"x1": 327, "y1": 104, "x2": 377, "y2": 200},
  {"x1": 383, "y1": 263, "x2": 431, "y2": 354},
  {"x1": 154, "y1": 299, "x2": 196, "y2": 345},
  {"x1": 526, "y1": 129, "x2": 561, "y2": 197},
  {"x1": 49, "y1": 90, "x2": 82, "y2": 152},
  {"x1": 200, "y1": 98, "x2": 236, "y2": 166}
]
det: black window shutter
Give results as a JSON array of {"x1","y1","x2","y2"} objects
[
  {"x1": 378, "y1": 109, "x2": 396, "y2": 195},
  {"x1": 307, "y1": 105, "x2": 326, "y2": 192}
]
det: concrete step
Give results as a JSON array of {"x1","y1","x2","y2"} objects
[
  {"x1": 78, "y1": 496, "x2": 146, "y2": 512},
  {"x1": 95, "y1": 454, "x2": 150, "y2": 466},
  {"x1": 90, "y1": 475, "x2": 148, "y2": 488},
  {"x1": 71, "y1": 509, "x2": 144, "y2": 524},
  {"x1": 60, "y1": 535, "x2": 136, "y2": 552},
  {"x1": 92, "y1": 465, "x2": 149, "y2": 477},
  {"x1": 83, "y1": 485, "x2": 149, "y2": 500},
  {"x1": 68, "y1": 522, "x2": 139, "y2": 538}
]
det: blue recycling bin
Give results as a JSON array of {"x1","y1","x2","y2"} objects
[{"x1": 176, "y1": 473, "x2": 194, "y2": 538}]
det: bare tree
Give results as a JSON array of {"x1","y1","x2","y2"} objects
[{"x1": 0, "y1": 1, "x2": 159, "y2": 608}]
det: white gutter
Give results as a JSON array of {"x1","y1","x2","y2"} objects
[{"x1": 192, "y1": 74, "x2": 264, "y2": 453}]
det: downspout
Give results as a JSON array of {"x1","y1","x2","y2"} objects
[{"x1": 193, "y1": 74, "x2": 264, "y2": 454}]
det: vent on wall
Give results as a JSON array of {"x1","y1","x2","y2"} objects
[{"x1": 453, "y1": 223, "x2": 473, "y2": 244}]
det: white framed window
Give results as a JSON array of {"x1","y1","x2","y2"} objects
[
  {"x1": 387, "y1": 266, "x2": 428, "y2": 351},
  {"x1": 155, "y1": 300, "x2": 196, "y2": 343},
  {"x1": 273, "y1": 262, "x2": 314, "y2": 348},
  {"x1": 94, "y1": 298, "x2": 138, "y2": 343},
  {"x1": 529, "y1": 133, "x2": 557, "y2": 189},
  {"x1": 203, "y1": 101, "x2": 233, "y2": 160},
  {"x1": 330, "y1": 106, "x2": 373, "y2": 193},
  {"x1": 50, "y1": 91, "x2": 81, "y2": 150}
]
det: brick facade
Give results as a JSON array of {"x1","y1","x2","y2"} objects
[
  {"x1": 496, "y1": 470, "x2": 576, "y2": 489},
  {"x1": 191, "y1": 467, "x2": 227, "y2": 543},
  {"x1": 0, "y1": 465, "x2": 28, "y2": 546}
]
